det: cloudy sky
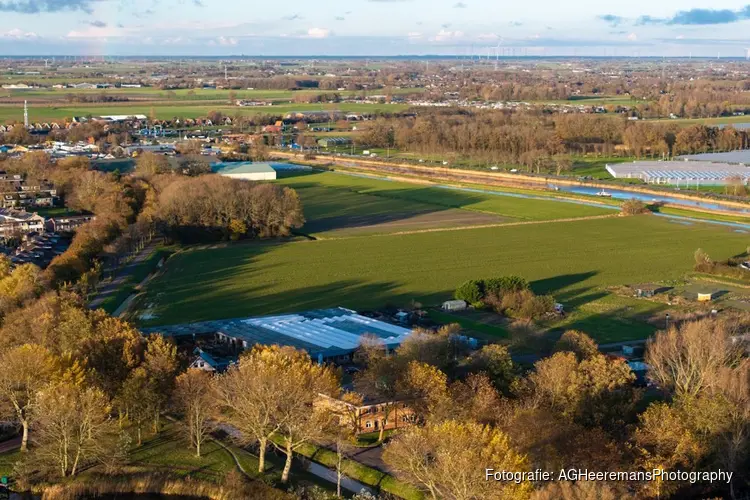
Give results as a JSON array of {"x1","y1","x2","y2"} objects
[{"x1": 0, "y1": 0, "x2": 749, "y2": 57}]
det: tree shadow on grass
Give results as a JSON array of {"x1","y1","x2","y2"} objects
[
  {"x1": 554, "y1": 286, "x2": 609, "y2": 310},
  {"x1": 143, "y1": 275, "x2": 444, "y2": 328},
  {"x1": 555, "y1": 306, "x2": 661, "y2": 345},
  {"x1": 531, "y1": 272, "x2": 599, "y2": 296},
  {"x1": 285, "y1": 176, "x2": 503, "y2": 234}
]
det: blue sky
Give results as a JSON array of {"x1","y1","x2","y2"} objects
[{"x1": 0, "y1": 0, "x2": 749, "y2": 56}]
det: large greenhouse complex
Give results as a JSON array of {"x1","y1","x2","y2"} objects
[{"x1": 606, "y1": 160, "x2": 750, "y2": 186}]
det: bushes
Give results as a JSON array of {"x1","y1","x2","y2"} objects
[
  {"x1": 694, "y1": 247, "x2": 750, "y2": 281},
  {"x1": 620, "y1": 198, "x2": 649, "y2": 216},
  {"x1": 497, "y1": 290, "x2": 556, "y2": 320},
  {"x1": 454, "y1": 280, "x2": 484, "y2": 304},
  {"x1": 454, "y1": 276, "x2": 529, "y2": 304},
  {"x1": 454, "y1": 276, "x2": 552, "y2": 320}
]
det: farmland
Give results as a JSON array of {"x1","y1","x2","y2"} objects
[
  {"x1": 5, "y1": 101, "x2": 408, "y2": 123},
  {"x1": 276, "y1": 172, "x2": 614, "y2": 237},
  {"x1": 139, "y1": 173, "x2": 749, "y2": 342}
]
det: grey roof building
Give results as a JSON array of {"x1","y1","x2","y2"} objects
[{"x1": 142, "y1": 307, "x2": 413, "y2": 362}]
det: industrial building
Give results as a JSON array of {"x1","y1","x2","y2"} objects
[
  {"x1": 677, "y1": 151, "x2": 750, "y2": 164},
  {"x1": 142, "y1": 307, "x2": 413, "y2": 364},
  {"x1": 606, "y1": 160, "x2": 750, "y2": 186},
  {"x1": 211, "y1": 161, "x2": 277, "y2": 181}
]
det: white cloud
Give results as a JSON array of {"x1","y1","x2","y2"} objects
[
  {"x1": 217, "y1": 36, "x2": 238, "y2": 46},
  {"x1": 430, "y1": 30, "x2": 464, "y2": 42},
  {"x1": 627, "y1": 32, "x2": 638, "y2": 41},
  {"x1": 407, "y1": 31, "x2": 422, "y2": 40},
  {"x1": 476, "y1": 33, "x2": 500, "y2": 41},
  {"x1": 2, "y1": 28, "x2": 39, "y2": 39},
  {"x1": 306, "y1": 27, "x2": 330, "y2": 38},
  {"x1": 163, "y1": 37, "x2": 187, "y2": 45},
  {"x1": 66, "y1": 25, "x2": 129, "y2": 38}
]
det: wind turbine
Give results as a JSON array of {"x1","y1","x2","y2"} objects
[{"x1": 494, "y1": 38, "x2": 503, "y2": 70}]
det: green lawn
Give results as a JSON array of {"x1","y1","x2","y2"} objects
[
  {"x1": 426, "y1": 310, "x2": 509, "y2": 341},
  {"x1": 568, "y1": 156, "x2": 637, "y2": 180},
  {"x1": 284, "y1": 439, "x2": 422, "y2": 500},
  {"x1": 0, "y1": 449, "x2": 19, "y2": 479},
  {"x1": 139, "y1": 215, "x2": 749, "y2": 342},
  {"x1": 9, "y1": 87, "x2": 424, "y2": 101},
  {"x1": 650, "y1": 115, "x2": 750, "y2": 126},
  {"x1": 129, "y1": 422, "x2": 337, "y2": 493},
  {"x1": 277, "y1": 171, "x2": 612, "y2": 237},
  {"x1": 99, "y1": 247, "x2": 172, "y2": 315},
  {"x1": 30, "y1": 207, "x2": 83, "y2": 218},
  {"x1": 6, "y1": 102, "x2": 408, "y2": 123},
  {"x1": 129, "y1": 426, "x2": 248, "y2": 482}
]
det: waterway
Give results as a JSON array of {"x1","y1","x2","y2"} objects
[
  {"x1": 325, "y1": 167, "x2": 750, "y2": 230},
  {"x1": 552, "y1": 184, "x2": 750, "y2": 215}
]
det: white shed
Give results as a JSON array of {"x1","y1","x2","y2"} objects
[
  {"x1": 442, "y1": 300, "x2": 467, "y2": 312},
  {"x1": 211, "y1": 162, "x2": 277, "y2": 181}
]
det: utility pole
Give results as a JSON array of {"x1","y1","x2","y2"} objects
[{"x1": 23, "y1": 100, "x2": 28, "y2": 128}]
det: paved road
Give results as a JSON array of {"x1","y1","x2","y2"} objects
[
  {"x1": 350, "y1": 444, "x2": 392, "y2": 474},
  {"x1": 89, "y1": 241, "x2": 158, "y2": 309},
  {"x1": 0, "y1": 436, "x2": 21, "y2": 454}
]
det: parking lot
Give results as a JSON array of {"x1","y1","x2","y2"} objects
[{"x1": 9, "y1": 232, "x2": 72, "y2": 268}]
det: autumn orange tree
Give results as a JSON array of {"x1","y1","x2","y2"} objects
[
  {"x1": 216, "y1": 345, "x2": 339, "y2": 482},
  {"x1": 0, "y1": 345, "x2": 58, "y2": 451},
  {"x1": 384, "y1": 420, "x2": 532, "y2": 500}
]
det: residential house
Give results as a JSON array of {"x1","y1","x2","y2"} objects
[
  {"x1": 188, "y1": 347, "x2": 233, "y2": 372},
  {"x1": 0, "y1": 209, "x2": 45, "y2": 236},
  {"x1": 316, "y1": 393, "x2": 415, "y2": 435},
  {"x1": 46, "y1": 215, "x2": 94, "y2": 233}
]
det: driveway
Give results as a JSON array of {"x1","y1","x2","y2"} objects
[
  {"x1": 89, "y1": 240, "x2": 159, "y2": 309},
  {"x1": 0, "y1": 437, "x2": 21, "y2": 454},
  {"x1": 350, "y1": 444, "x2": 392, "y2": 474}
]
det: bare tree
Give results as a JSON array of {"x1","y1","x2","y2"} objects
[
  {"x1": 217, "y1": 345, "x2": 339, "y2": 481},
  {"x1": 31, "y1": 381, "x2": 117, "y2": 477},
  {"x1": 645, "y1": 318, "x2": 743, "y2": 398},
  {"x1": 173, "y1": 369, "x2": 216, "y2": 457},
  {"x1": 0, "y1": 345, "x2": 57, "y2": 451}
]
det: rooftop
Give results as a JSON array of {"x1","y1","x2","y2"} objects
[
  {"x1": 211, "y1": 162, "x2": 276, "y2": 175},
  {"x1": 142, "y1": 307, "x2": 413, "y2": 359},
  {"x1": 607, "y1": 160, "x2": 750, "y2": 184}
]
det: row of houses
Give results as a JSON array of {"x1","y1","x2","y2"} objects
[
  {"x1": 0, "y1": 171, "x2": 58, "y2": 209},
  {"x1": 0, "y1": 208, "x2": 92, "y2": 237}
]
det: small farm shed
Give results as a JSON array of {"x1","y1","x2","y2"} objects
[
  {"x1": 632, "y1": 284, "x2": 669, "y2": 298},
  {"x1": 442, "y1": 300, "x2": 467, "y2": 312}
]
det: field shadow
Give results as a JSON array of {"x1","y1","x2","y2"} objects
[
  {"x1": 285, "y1": 175, "x2": 502, "y2": 234},
  {"x1": 554, "y1": 286, "x2": 609, "y2": 310},
  {"x1": 556, "y1": 306, "x2": 661, "y2": 344},
  {"x1": 531, "y1": 272, "x2": 599, "y2": 295}
]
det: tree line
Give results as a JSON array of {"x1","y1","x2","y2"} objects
[{"x1": 358, "y1": 110, "x2": 750, "y2": 168}]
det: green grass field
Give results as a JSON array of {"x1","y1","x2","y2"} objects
[
  {"x1": 140, "y1": 215, "x2": 749, "y2": 342},
  {"x1": 278, "y1": 172, "x2": 612, "y2": 237},
  {"x1": 650, "y1": 115, "x2": 750, "y2": 126},
  {"x1": 5, "y1": 102, "x2": 408, "y2": 123},
  {"x1": 6, "y1": 86, "x2": 424, "y2": 101}
]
